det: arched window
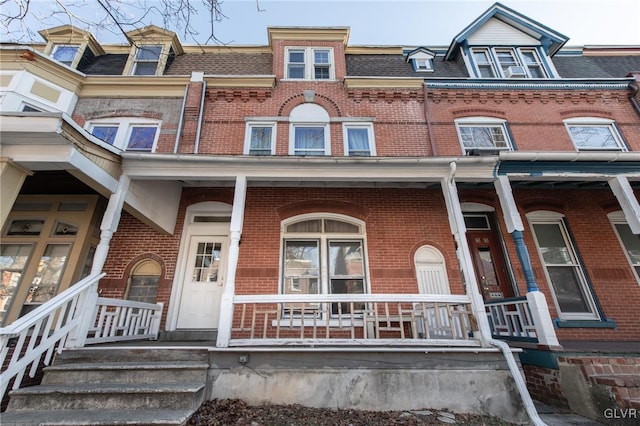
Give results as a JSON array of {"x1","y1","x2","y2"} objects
[
  {"x1": 414, "y1": 246, "x2": 450, "y2": 294},
  {"x1": 126, "y1": 259, "x2": 161, "y2": 303},
  {"x1": 289, "y1": 104, "x2": 330, "y2": 156},
  {"x1": 281, "y1": 214, "x2": 368, "y2": 310}
]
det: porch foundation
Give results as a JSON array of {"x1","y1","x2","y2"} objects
[{"x1": 205, "y1": 349, "x2": 528, "y2": 424}]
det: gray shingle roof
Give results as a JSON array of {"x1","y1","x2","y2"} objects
[
  {"x1": 345, "y1": 54, "x2": 468, "y2": 78},
  {"x1": 553, "y1": 56, "x2": 640, "y2": 78},
  {"x1": 165, "y1": 53, "x2": 273, "y2": 75}
]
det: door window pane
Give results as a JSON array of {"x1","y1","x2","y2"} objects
[
  {"x1": 192, "y1": 242, "x2": 222, "y2": 283},
  {"x1": 0, "y1": 244, "x2": 33, "y2": 324},
  {"x1": 27, "y1": 244, "x2": 71, "y2": 304}
]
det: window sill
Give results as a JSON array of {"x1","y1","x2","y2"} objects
[{"x1": 553, "y1": 318, "x2": 617, "y2": 329}]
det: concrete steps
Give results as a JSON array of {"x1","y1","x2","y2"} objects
[{"x1": 1, "y1": 348, "x2": 209, "y2": 425}]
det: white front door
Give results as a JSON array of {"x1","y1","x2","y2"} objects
[{"x1": 176, "y1": 235, "x2": 228, "y2": 329}]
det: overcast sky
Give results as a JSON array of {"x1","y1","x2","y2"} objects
[{"x1": 5, "y1": 0, "x2": 640, "y2": 47}]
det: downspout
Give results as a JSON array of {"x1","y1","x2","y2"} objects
[
  {"x1": 446, "y1": 162, "x2": 545, "y2": 426},
  {"x1": 423, "y1": 83, "x2": 438, "y2": 156},
  {"x1": 174, "y1": 85, "x2": 189, "y2": 154},
  {"x1": 193, "y1": 79, "x2": 207, "y2": 154},
  {"x1": 629, "y1": 79, "x2": 640, "y2": 117}
]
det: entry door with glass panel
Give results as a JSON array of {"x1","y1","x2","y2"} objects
[
  {"x1": 464, "y1": 214, "x2": 515, "y2": 301},
  {"x1": 176, "y1": 236, "x2": 228, "y2": 329}
]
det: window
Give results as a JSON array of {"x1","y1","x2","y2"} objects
[
  {"x1": 132, "y1": 45, "x2": 163, "y2": 76},
  {"x1": 455, "y1": 117, "x2": 513, "y2": 154},
  {"x1": 285, "y1": 47, "x2": 334, "y2": 80},
  {"x1": 528, "y1": 211, "x2": 599, "y2": 320},
  {"x1": 406, "y1": 48, "x2": 435, "y2": 72},
  {"x1": 564, "y1": 118, "x2": 627, "y2": 151},
  {"x1": 470, "y1": 47, "x2": 549, "y2": 78},
  {"x1": 289, "y1": 103, "x2": 331, "y2": 156},
  {"x1": 87, "y1": 118, "x2": 160, "y2": 152},
  {"x1": 343, "y1": 123, "x2": 375, "y2": 156},
  {"x1": 244, "y1": 123, "x2": 276, "y2": 155},
  {"x1": 52, "y1": 45, "x2": 79, "y2": 66},
  {"x1": 413, "y1": 58, "x2": 433, "y2": 72},
  {"x1": 609, "y1": 212, "x2": 640, "y2": 284},
  {"x1": 282, "y1": 215, "x2": 368, "y2": 316}
]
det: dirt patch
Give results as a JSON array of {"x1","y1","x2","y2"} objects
[{"x1": 187, "y1": 398, "x2": 515, "y2": 425}]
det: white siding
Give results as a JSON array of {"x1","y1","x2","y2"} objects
[{"x1": 468, "y1": 18, "x2": 539, "y2": 46}]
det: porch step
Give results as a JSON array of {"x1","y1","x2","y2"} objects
[
  {"x1": 0, "y1": 409, "x2": 195, "y2": 425},
  {"x1": 2, "y1": 348, "x2": 209, "y2": 425},
  {"x1": 590, "y1": 374, "x2": 640, "y2": 409}
]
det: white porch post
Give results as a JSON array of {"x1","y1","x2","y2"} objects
[
  {"x1": 494, "y1": 175, "x2": 560, "y2": 348},
  {"x1": 67, "y1": 174, "x2": 130, "y2": 348},
  {"x1": 440, "y1": 163, "x2": 491, "y2": 346},
  {"x1": 216, "y1": 175, "x2": 247, "y2": 348},
  {"x1": 608, "y1": 176, "x2": 640, "y2": 234},
  {"x1": 0, "y1": 158, "x2": 32, "y2": 226}
]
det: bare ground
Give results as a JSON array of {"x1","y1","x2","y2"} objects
[{"x1": 187, "y1": 398, "x2": 515, "y2": 425}]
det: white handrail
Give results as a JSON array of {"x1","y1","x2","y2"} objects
[{"x1": 0, "y1": 273, "x2": 105, "y2": 400}]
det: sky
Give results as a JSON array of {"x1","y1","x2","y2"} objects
[{"x1": 4, "y1": 0, "x2": 640, "y2": 47}]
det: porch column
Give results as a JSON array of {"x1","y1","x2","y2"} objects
[
  {"x1": 608, "y1": 176, "x2": 640, "y2": 234},
  {"x1": 216, "y1": 175, "x2": 247, "y2": 348},
  {"x1": 441, "y1": 163, "x2": 491, "y2": 346},
  {"x1": 494, "y1": 175, "x2": 537, "y2": 291},
  {"x1": 67, "y1": 174, "x2": 130, "y2": 347},
  {"x1": 0, "y1": 158, "x2": 32, "y2": 225},
  {"x1": 494, "y1": 176, "x2": 560, "y2": 348}
]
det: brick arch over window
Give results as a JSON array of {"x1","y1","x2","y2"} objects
[
  {"x1": 559, "y1": 109, "x2": 613, "y2": 118},
  {"x1": 124, "y1": 254, "x2": 165, "y2": 304},
  {"x1": 278, "y1": 93, "x2": 342, "y2": 117},
  {"x1": 276, "y1": 199, "x2": 370, "y2": 221},
  {"x1": 451, "y1": 108, "x2": 507, "y2": 119}
]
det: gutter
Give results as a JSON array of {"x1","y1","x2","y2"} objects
[
  {"x1": 498, "y1": 151, "x2": 640, "y2": 162},
  {"x1": 173, "y1": 85, "x2": 189, "y2": 154},
  {"x1": 193, "y1": 79, "x2": 207, "y2": 154}
]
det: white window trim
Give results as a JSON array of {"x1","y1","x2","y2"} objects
[
  {"x1": 527, "y1": 211, "x2": 600, "y2": 321},
  {"x1": 244, "y1": 122, "x2": 277, "y2": 155},
  {"x1": 455, "y1": 116, "x2": 513, "y2": 154},
  {"x1": 51, "y1": 44, "x2": 80, "y2": 67},
  {"x1": 86, "y1": 117, "x2": 161, "y2": 152},
  {"x1": 470, "y1": 47, "x2": 551, "y2": 79},
  {"x1": 342, "y1": 122, "x2": 376, "y2": 156},
  {"x1": 131, "y1": 44, "x2": 165, "y2": 76},
  {"x1": 563, "y1": 117, "x2": 627, "y2": 152},
  {"x1": 608, "y1": 211, "x2": 640, "y2": 286},
  {"x1": 284, "y1": 47, "x2": 335, "y2": 81},
  {"x1": 279, "y1": 213, "x2": 371, "y2": 300}
]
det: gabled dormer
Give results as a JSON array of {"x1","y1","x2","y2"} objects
[
  {"x1": 405, "y1": 47, "x2": 435, "y2": 72},
  {"x1": 445, "y1": 2, "x2": 568, "y2": 79},
  {"x1": 38, "y1": 25, "x2": 105, "y2": 69},
  {"x1": 123, "y1": 25, "x2": 183, "y2": 76}
]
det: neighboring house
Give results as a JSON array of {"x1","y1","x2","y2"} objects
[{"x1": 1, "y1": 2, "x2": 639, "y2": 420}]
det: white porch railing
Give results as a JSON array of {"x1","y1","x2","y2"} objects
[
  {"x1": 485, "y1": 297, "x2": 537, "y2": 341},
  {"x1": 230, "y1": 294, "x2": 479, "y2": 347},
  {"x1": 0, "y1": 273, "x2": 163, "y2": 402}
]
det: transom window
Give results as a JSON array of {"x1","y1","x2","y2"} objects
[
  {"x1": 87, "y1": 117, "x2": 161, "y2": 152},
  {"x1": 564, "y1": 118, "x2": 627, "y2": 151},
  {"x1": 343, "y1": 123, "x2": 375, "y2": 156},
  {"x1": 244, "y1": 122, "x2": 276, "y2": 155},
  {"x1": 455, "y1": 117, "x2": 513, "y2": 154},
  {"x1": 285, "y1": 47, "x2": 334, "y2": 80},
  {"x1": 528, "y1": 211, "x2": 599, "y2": 320},
  {"x1": 51, "y1": 45, "x2": 79, "y2": 66},
  {"x1": 281, "y1": 215, "x2": 368, "y2": 315},
  {"x1": 470, "y1": 47, "x2": 549, "y2": 78},
  {"x1": 132, "y1": 45, "x2": 163, "y2": 76}
]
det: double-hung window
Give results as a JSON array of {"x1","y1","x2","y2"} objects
[
  {"x1": 244, "y1": 123, "x2": 276, "y2": 155},
  {"x1": 132, "y1": 45, "x2": 163, "y2": 76},
  {"x1": 285, "y1": 47, "x2": 334, "y2": 80},
  {"x1": 470, "y1": 47, "x2": 549, "y2": 78},
  {"x1": 51, "y1": 45, "x2": 79, "y2": 66},
  {"x1": 455, "y1": 117, "x2": 513, "y2": 154},
  {"x1": 528, "y1": 211, "x2": 599, "y2": 320},
  {"x1": 289, "y1": 103, "x2": 331, "y2": 156},
  {"x1": 343, "y1": 123, "x2": 375, "y2": 156},
  {"x1": 87, "y1": 118, "x2": 160, "y2": 152},
  {"x1": 564, "y1": 118, "x2": 627, "y2": 151},
  {"x1": 282, "y1": 216, "x2": 368, "y2": 317},
  {"x1": 609, "y1": 212, "x2": 640, "y2": 284}
]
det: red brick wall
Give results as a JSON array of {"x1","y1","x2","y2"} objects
[
  {"x1": 426, "y1": 88, "x2": 640, "y2": 155},
  {"x1": 522, "y1": 364, "x2": 569, "y2": 409}
]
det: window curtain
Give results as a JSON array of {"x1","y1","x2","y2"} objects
[
  {"x1": 295, "y1": 127, "x2": 324, "y2": 154},
  {"x1": 348, "y1": 128, "x2": 369, "y2": 155}
]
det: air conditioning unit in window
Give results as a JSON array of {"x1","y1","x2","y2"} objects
[{"x1": 505, "y1": 66, "x2": 527, "y2": 78}]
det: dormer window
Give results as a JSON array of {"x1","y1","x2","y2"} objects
[
  {"x1": 285, "y1": 47, "x2": 334, "y2": 80},
  {"x1": 132, "y1": 45, "x2": 163, "y2": 76},
  {"x1": 406, "y1": 47, "x2": 435, "y2": 72},
  {"x1": 470, "y1": 47, "x2": 549, "y2": 79},
  {"x1": 51, "y1": 45, "x2": 79, "y2": 66}
]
